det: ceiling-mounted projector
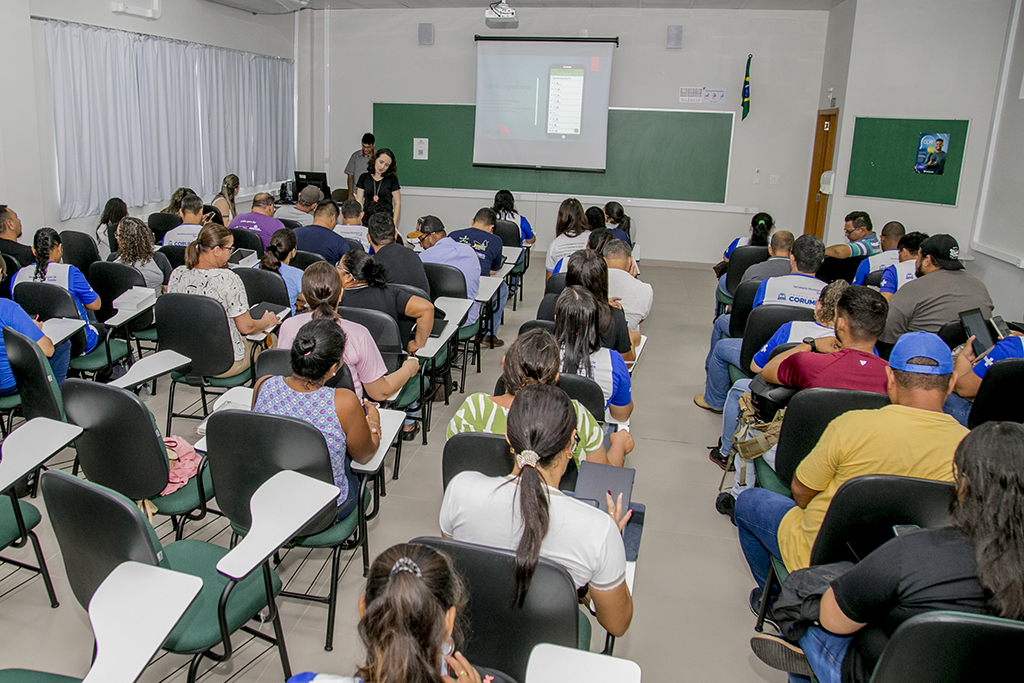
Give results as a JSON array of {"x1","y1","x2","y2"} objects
[{"x1": 485, "y1": 2, "x2": 518, "y2": 26}]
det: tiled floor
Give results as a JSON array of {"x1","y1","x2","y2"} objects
[{"x1": 0, "y1": 260, "x2": 783, "y2": 682}]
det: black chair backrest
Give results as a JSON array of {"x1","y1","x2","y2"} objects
[
  {"x1": 442, "y1": 433, "x2": 514, "y2": 490},
  {"x1": 864, "y1": 269, "x2": 884, "y2": 288},
  {"x1": 4, "y1": 327, "x2": 64, "y2": 421},
  {"x1": 518, "y1": 319, "x2": 555, "y2": 336},
  {"x1": 869, "y1": 611, "x2": 1024, "y2": 683},
  {"x1": 63, "y1": 379, "x2": 170, "y2": 501},
  {"x1": 59, "y1": 231, "x2": 101, "y2": 276},
  {"x1": 157, "y1": 245, "x2": 187, "y2": 270},
  {"x1": 728, "y1": 280, "x2": 763, "y2": 338},
  {"x1": 938, "y1": 319, "x2": 967, "y2": 350},
  {"x1": 493, "y1": 220, "x2": 521, "y2": 248},
  {"x1": 203, "y1": 204, "x2": 224, "y2": 226},
  {"x1": 255, "y1": 347, "x2": 356, "y2": 393},
  {"x1": 89, "y1": 260, "x2": 146, "y2": 324},
  {"x1": 13, "y1": 281, "x2": 88, "y2": 358},
  {"x1": 292, "y1": 250, "x2": 326, "y2": 270},
  {"x1": 41, "y1": 470, "x2": 160, "y2": 610},
  {"x1": 557, "y1": 373, "x2": 605, "y2": 423},
  {"x1": 724, "y1": 246, "x2": 770, "y2": 295},
  {"x1": 0, "y1": 254, "x2": 20, "y2": 299},
  {"x1": 536, "y1": 293, "x2": 557, "y2": 321},
  {"x1": 235, "y1": 267, "x2": 290, "y2": 308},
  {"x1": 424, "y1": 262, "x2": 468, "y2": 302},
  {"x1": 810, "y1": 475, "x2": 955, "y2": 566},
  {"x1": 968, "y1": 358, "x2": 1024, "y2": 429},
  {"x1": 344, "y1": 238, "x2": 364, "y2": 253},
  {"x1": 412, "y1": 536, "x2": 579, "y2": 683},
  {"x1": 544, "y1": 274, "x2": 567, "y2": 297},
  {"x1": 775, "y1": 388, "x2": 891, "y2": 487},
  {"x1": 738, "y1": 305, "x2": 817, "y2": 378},
  {"x1": 279, "y1": 218, "x2": 303, "y2": 230},
  {"x1": 206, "y1": 410, "x2": 337, "y2": 537},
  {"x1": 391, "y1": 282, "x2": 430, "y2": 302},
  {"x1": 229, "y1": 228, "x2": 266, "y2": 257},
  {"x1": 816, "y1": 255, "x2": 866, "y2": 284},
  {"x1": 148, "y1": 212, "x2": 182, "y2": 242},
  {"x1": 338, "y1": 306, "x2": 405, "y2": 372},
  {"x1": 155, "y1": 293, "x2": 236, "y2": 380}
]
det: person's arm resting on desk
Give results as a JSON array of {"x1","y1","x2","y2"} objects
[
  {"x1": 586, "y1": 498, "x2": 634, "y2": 637},
  {"x1": 824, "y1": 243, "x2": 853, "y2": 259},
  {"x1": 363, "y1": 357, "x2": 420, "y2": 402},
  {"x1": 336, "y1": 390, "x2": 380, "y2": 464},
  {"x1": 404, "y1": 294, "x2": 434, "y2": 355},
  {"x1": 953, "y1": 337, "x2": 982, "y2": 399}
]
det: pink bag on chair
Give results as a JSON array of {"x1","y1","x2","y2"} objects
[{"x1": 161, "y1": 437, "x2": 201, "y2": 496}]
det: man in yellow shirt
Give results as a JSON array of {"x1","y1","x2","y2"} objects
[{"x1": 735, "y1": 331, "x2": 969, "y2": 592}]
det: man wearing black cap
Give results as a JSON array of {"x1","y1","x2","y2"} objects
[
  {"x1": 879, "y1": 234, "x2": 992, "y2": 346},
  {"x1": 411, "y1": 216, "x2": 481, "y2": 327}
]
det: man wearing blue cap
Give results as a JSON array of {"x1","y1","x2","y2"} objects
[{"x1": 735, "y1": 331, "x2": 968, "y2": 595}]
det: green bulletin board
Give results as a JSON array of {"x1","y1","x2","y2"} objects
[{"x1": 846, "y1": 117, "x2": 970, "y2": 205}]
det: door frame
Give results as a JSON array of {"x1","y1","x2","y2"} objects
[{"x1": 804, "y1": 108, "x2": 840, "y2": 239}]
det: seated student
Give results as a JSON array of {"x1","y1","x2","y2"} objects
[
  {"x1": 851, "y1": 220, "x2": 904, "y2": 285},
  {"x1": 751, "y1": 422, "x2": 1024, "y2": 683},
  {"x1": 587, "y1": 227, "x2": 616, "y2": 256},
  {"x1": 410, "y1": 215, "x2": 481, "y2": 327},
  {"x1": 943, "y1": 330, "x2": 1024, "y2": 426},
  {"x1": 257, "y1": 228, "x2": 305, "y2": 314},
  {"x1": 735, "y1": 331, "x2": 968, "y2": 596},
  {"x1": 554, "y1": 286, "x2": 633, "y2": 422},
  {"x1": 167, "y1": 223, "x2": 279, "y2": 376},
  {"x1": 447, "y1": 328, "x2": 634, "y2": 467},
  {"x1": 12, "y1": 228, "x2": 103, "y2": 354},
  {"x1": 878, "y1": 231, "x2": 928, "y2": 301},
  {"x1": 824, "y1": 211, "x2": 880, "y2": 260},
  {"x1": 366, "y1": 212, "x2": 431, "y2": 296},
  {"x1": 0, "y1": 274, "x2": 71, "y2": 394},
  {"x1": 294, "y1": 199, "x2": 350, "y2": 265},
  {"x1": 228, "y1": 192, "x2": 285, "y2": 249},
  {"x1": 273, "y1": 184, "x2": 321, "y2": 225},
  {"x1": 253, "y1": 318, "x2": 379, "y2": 520},
  {"x1": 493, "y1": 189, "x2": 535, "y2": 246},
  {"x1": 586, "y1": 206, "x2": 607, "y2": 233},
  {"x1": 740, "y1": 231, "x2": 795, "y2": 285},
  {"x1": 716, "y1": 212, "x2": 773, "y2": 297},
  {"x1": 546, "y1": 198, "x2": 591, "y2": 280},
  {"x1": 333, "y1": 198, "x2": 370, "y2": 251},
  {"x1": 449, "y1": 208, "x2": 508, "y2": 349},
  {"x1": 0, "y1": 205, "x2": 37, "y2": 268},
  {"x1": 713, "y1": 285, "x2": 887, "y2": 518},
  {"x1": 441, "y1": 384, "x2": 634, "y2": 639},
  {"x1": 338, "y1": 248, "x2": 434, "y2": 355},
  {"x1": 603, "y1": 201, "x2": 633, "y2": 245},
  {"x1": 604, "y1": 239, "x2": 653, "y2": 333},
  {"x1": 276, "y1": 261, "x2": 420, "y2": 402},
  {"x1": 110, "y1": 217, "x2": 173, "y2": 296},
  {"x1": 161, "y1": 193, "x2": 206, "y2": 247}
]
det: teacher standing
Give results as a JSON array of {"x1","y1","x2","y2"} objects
[{"x1": 355, "y1": 148, "x2": 401, "y2": 228}]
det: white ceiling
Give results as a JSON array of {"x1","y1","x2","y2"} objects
[{"x1": 204, "y1": 0, "x2": 844, "y2": 15}]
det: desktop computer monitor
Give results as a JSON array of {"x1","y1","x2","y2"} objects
[{"x1": 294, "y1": 171, "x2": 331, "y2": 201}]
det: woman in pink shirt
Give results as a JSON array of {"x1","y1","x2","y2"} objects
[{"x1": 276, "y1": 261, "x2": 419, "y2": 400}]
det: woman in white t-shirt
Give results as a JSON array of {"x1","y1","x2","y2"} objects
[
  {"x1": 544, "y1": 198, "x2": 590, "y2": 280},
  {"x1": 440, "y1": 384, "x2": 633, "y2": 639}
]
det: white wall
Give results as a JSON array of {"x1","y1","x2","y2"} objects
[
  {"x1": 306, "y1": 7, "x2": 828, "y2": 262},
  {"x1": 818, "y1": 0, "x2": 856, "y2": 113}
]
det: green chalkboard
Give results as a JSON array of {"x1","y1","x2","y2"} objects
[
  {"x1": 846, "y1": 117, "x2": 970, "y2": 206},
  {"x1": 372, "y1": 103, "x2": 732, "y2": 203}
]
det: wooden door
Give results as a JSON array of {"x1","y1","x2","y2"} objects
[{"x1": 803, "y1": 109, "x2": 839, "y2": 238}]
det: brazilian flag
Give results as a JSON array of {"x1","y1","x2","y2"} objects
[{"x1": 742, "y1": 54, "x2": 751, "y2": 120}]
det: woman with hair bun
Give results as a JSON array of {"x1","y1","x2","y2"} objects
[
  {"x1": 716, "y1": 211, "x2": 774, "y2": 297},
  {"x1": 258, "y1": 227, "x2": 304, "y2": 313},
  {"x1": 253, "y1": 318, "x2": 380, "y2": 518},
  {"x1": 441, "y1": 384, "x2": 634, "y2": 641}
]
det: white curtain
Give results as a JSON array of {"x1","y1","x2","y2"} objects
[{"x1": 45, "y1": 20, "x2": 295, "y2": 220}]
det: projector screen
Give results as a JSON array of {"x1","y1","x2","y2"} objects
[{"x1": 473, "y1": 37, "x2": 616, "y2": 172}]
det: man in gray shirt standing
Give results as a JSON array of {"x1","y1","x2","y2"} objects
[
  {"x1": 880, "y1": 234, "x2": 992, "y2": 345},
  {"x1": 345, "y1": 133, "x2": 375, "y2": 199},
  {"x1": 740, "y1": 230, "x2": 794, "y2": 284}
]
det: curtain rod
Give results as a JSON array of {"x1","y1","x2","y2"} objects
[{"x1": 29, "y1": 15, "x2": 293, "y2": 62}]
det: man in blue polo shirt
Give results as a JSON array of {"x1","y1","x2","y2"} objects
[
  {"x1": 824, "y1": 211, "x2": 880, "y2": 260},
  {"x1": 294, "y1": 200, "x2": 350, "y2": 265},
  {"x1": 852, "y1": 221, "x2": 905, "y2": 285},
  {"x1": 449, "y1": 208, "x2": 508, "y2": 348},
  {"x1": 944, "y1": 330, "x2": 1024, "y2": 426},
  {"x1": 411, "y1": 215, "x2": 481, "y2": 327}
]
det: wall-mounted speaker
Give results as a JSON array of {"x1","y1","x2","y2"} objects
[
  {"x1": 667, "y1": 25, "x2": 683, "y2": 49},
  {"x1": 418, "y1": 23, "x2": 434, "y2": 46}
]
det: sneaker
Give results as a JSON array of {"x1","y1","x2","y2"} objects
[
  {"x1": 749, "y1": 633, "x2": 813, "y2": 677},
  {"x1": 749, "y1": 587, "x2": 780, "y2": 633},
  {"x1": 693, "y1": 394, "x2": 723, "y2": 413},
  {"x1": 715, "y1": 491, "x2": 737, "y2": 524},
  {"x1": 708, "y1": 446, "x2": 735, "y2": 471}
]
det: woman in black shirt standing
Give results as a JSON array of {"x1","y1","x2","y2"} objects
[{"x1": 355, "y1": 148, "x2": 401, "y2": 228}]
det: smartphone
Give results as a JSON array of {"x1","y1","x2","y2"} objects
[
  {"x1": 992, "y1": 315, "x2": 1012, "y2": 340},
  {"x1": 546, "y1": 64, "x2": 585, "y2": 139}
]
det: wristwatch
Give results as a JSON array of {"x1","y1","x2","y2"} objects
[{"x1": 803, "y1": 337, "x2": 822, "y2": 353}]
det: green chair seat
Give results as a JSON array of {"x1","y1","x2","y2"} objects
[
  {"x1": 0, "y1": 393, "x2": 21, "y2": 411},
  {"x1": 0, "y1": 670, "x2": 80, "y2": 682},
  {"x1": 728, "y1": 363, "x2": 747, "y2": 385},
  {"x1": 578, "y1": 608, "x2": 592, "y2": 650},
  {"x1": 131, "y1": 327, "x2": 159, "y2": 341},
  {"x1": 294, "y1": 488, "x2": 371, "y2": 547},
  {"x1": 152, "y1": 467, "x2": 214, "y2": 518},
  {"x1": 171, "y1": 367, "x2": 252, "y2": 388},
  {"x1": 771, "y1": 554, "x2": 789, "y2": 583},
  {"x1": 755, "y1": 458, "x2": 792, "y2": 497},
  {"x1": 161, "y1": 539, "x2": 283, "y2": 653},
  {"x1": 458, "y1": 320, "x2": 481, "y2": 341},
  {"x1": 69, "y1": 339, "x2": 130, "y2": 372},
  {"x1": 717, "y1": 288, "x2": 734, "y2": 307},
  {"x1": 0, "y1": 499, "x2": 41, "y2": 548},
  {"x1": 394, "y1": 373, "x2": 422, "y2": 409}
]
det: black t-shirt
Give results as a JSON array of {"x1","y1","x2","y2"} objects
[
  {"x1": 339, "y1": 284, "x2": 414, "y2": 343},
  {"x1": 356, "y1": 173, "x2": 401, "y2": 215},
  {"x1": 0, "y1": 239, "x2": 36, "y2": 268},
  {"x1": 537, "y1": 293, "x2": 631, "y2": 356},
  {"x1": 372, "y1": 242, "x2": 431, "y2": 297},
  {"x1": 832, "y1": 527, "x2": 989, "y2": 683}
]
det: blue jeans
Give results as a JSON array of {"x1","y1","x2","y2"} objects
[
  {"x1": 487, "y1": 282, "x2": 509, "y2": 338},
  {"x1": 50, "y1": 340, "x2": 71, "y2": 385},
  {"x1": 943, "y1": 392, "x2": 972, "y2": 427},
  {"x1": 798, "y1": 626, "x2": 851, "y2": 683},
  {"x1": 705, "y1": 313, "x2": 732, "y2": 374},
  {"x1": 735, "y1": 487, "x2": 795, "y2": 589},
  {"x1": 704, "y1": 338, "x2": 743, "y2": 409}
]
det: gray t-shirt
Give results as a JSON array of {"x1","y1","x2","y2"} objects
[
  {"x1": 880, "y1": 268, "x2": 993, "y2": 344},
  {"x1": 274, "y1": 205, "x2": 315, "y2": 225},
  {"x1": 740, "y1": 256, "x2": 792, "y2": 285},
  {"x1": 345, "y1": 149, "x2": 371, "y2": 178},
  {"x1": 167, "y1": 267, "x2": 250, "y2": 360}
]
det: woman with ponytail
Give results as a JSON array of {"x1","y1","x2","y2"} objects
[
  {"x1": 253, "y1": 318, "x2": 379, "y2": 518},
  {"x1": 167, "y1": 223, "x2": 279, "y2": 376},
  {"x1": 212, "y1": 174, "x2": 239, "y2": 224},
  {"x1": 441, "y1": 384, "x2": 633, "y2": 639},
  {"x1": 602, "y1": 201, "x2": 633, "y2": 246},
  {"x1": 258, "y1": 227, "x2": 304, "y2": 313},
  {"x1": 277, "y1": 261, "x2": 419, "y2": 401},
  {"x1": 12, "y1": 228, "x2": 103, "y2": 353},
  {"x1": 717, "y1": 212, "x2": 775, "y2": 296}
]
